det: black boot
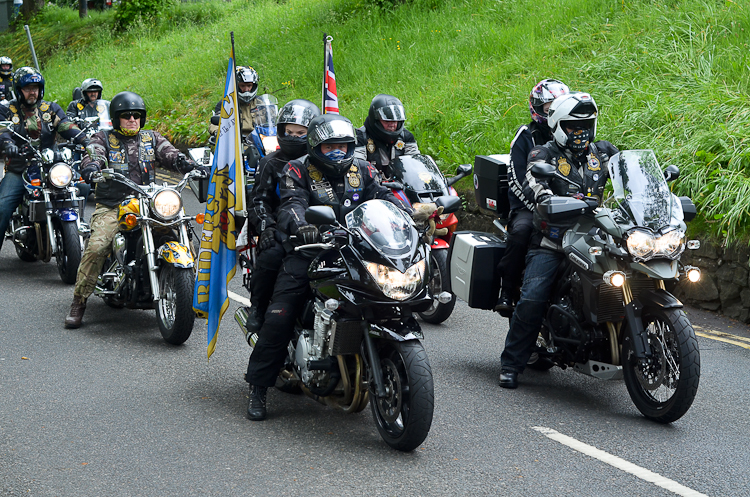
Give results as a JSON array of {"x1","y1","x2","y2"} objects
[
  {"x1": 246, "y1": 306, "x2": 264, "y2": 333},
  {"x1": 247, "y1": 385, "x2": 267, "y2": 421},
  {"x1": 494, "y1": 289, "x2": 514, "y2": 314}
]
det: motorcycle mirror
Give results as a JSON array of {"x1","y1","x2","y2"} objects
[
  {"x1": 530, "y1": 162, "x2": 557, "y2": 179},
  {"x1": 455, "y1": 163, "x2": 472, "y2": 176},
  {"x1": 382, "y1": 181, "x2": 405, "y2": 191},
  {"x1": 0, "y1": 120, "x2": 13, "y2": 133},
  {"x1": 305, "y1": 205, "x2": 336, "y2": 225},
  {"x1": 210, "y1": 115, "x2": 220, "y2": 126},
  {"x1": 435, "y1": 195, "x2": 462, "y2": 214},
  {"x1": 84, "y1": 116, "x2": 100, "y2": 124},
  {"x1": 663, "y1": 165, "x2": 680, "y2": 182}
]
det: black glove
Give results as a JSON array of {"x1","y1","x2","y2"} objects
[
  {"x1": 81, "y1": 164, "x2": 100, "y2": 183},
  {"x1": 175, "y1": 154, "x2": 197, "y2": 173},
  {"x1": 4, "y1": 141, "x2": 18, "y2": 157},
  {"x1": 259, "y1": 227, "x2": 277, "y2": 251},
  {"x1": 297, "y1": 225, "x2": 319, "y2": 245},
  {"x1": 198, "y1": 165, "x2": 211, "y2": 178},
  {"x1": 77, "y1": 137, "x2": 91, "y2": 148}
]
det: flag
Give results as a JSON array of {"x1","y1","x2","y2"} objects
[
  {"x1": 193, "y1": 44, "x2": 244, "y2": 360},
  {"x1": 323, "y1": 36, "x2": 339, "y2": 114}
]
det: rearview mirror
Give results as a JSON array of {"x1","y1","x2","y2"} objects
[
  {"x1": 305, "y1": 205, "x2": 336, "y2": 225},
  {"x1": 530, "y1": 162, "x2": 557, "y2": 179},
  {"x1": 210, "y1": 115, "x2": 220, "y2": 126},
  {"x1": 663, "y1": 165, "x2": 680, "y2": 182},
  {"x1": 455, "y1": 163, "x2": 472, "y2": 176},
  {"x1": 435, "y1": 195, "x2": 462, "y2": 214}
]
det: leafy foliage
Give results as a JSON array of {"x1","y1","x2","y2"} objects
[{"x1": 114, "y1": 0, "x2": 179, "y2": 30}]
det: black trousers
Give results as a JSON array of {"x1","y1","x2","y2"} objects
[
  {"x1": 245, "y1": 253, "x2": 312, "y2": 387},
  {"x1": 248, "y1": 241, "x2": 285, "y2": 316},
  {"x1": 496, "y1": 209, "x2": 534, "y2": 295}
]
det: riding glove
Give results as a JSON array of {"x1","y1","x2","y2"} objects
[
  {"x1": 3, "y1": 141, "x2": 18, "y2": 157},
  {"x1": 81, "y1": 164, "x2": 100, "y2": 183},
  {"x1": 297, "y1": 225, "x2": 320, "y2": 245},
  {"x1": 259, "y1": 227, "x2": 277, "y2": 251}
]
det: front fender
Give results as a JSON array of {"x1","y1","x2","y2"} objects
[
  {"x1": 56, "y1": 208, "x2": 78, "y2": 222},
  {"x1": 639, "y1": 288, "x2": 683, "y2": 309},
  {"x1": 158, "y1": 241, "x2": 195, "y2": 268}
]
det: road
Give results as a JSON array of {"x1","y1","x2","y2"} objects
[{"x1": 2, "y1": 171, "x2": 749, "y2": 496}]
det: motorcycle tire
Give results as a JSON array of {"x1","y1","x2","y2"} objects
[
  {"x1": 55, "y1": 221, "x2": 82, "y2": 285},
  {"x1": 157, "y1": 265, "x2": 196, "y2": 345},
  {"x1": 371, "y1": 340, "x2": 434, "y2": 452},
  {"x1": 418, "y1": 249, "x2": 456, "y2": 324},
  {"x1": 622, "y1": 306, "x2": 700, "y2": 424}
]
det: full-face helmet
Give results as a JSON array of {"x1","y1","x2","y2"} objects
[
  {"x1": 110, "y1": 91, "x2": 147, "y2": 131},
  {"x1": 13, "y1": 67, "x2": 44, "y2": 106},
  {"x1": 81, "y1": 78, "x2": 103, "y2": 102},
  {"x1": 548, "y1": 92, "x2": 598, "y2": 157},
  {"x1": 236, "y1": 66, "x2": 259, "y2": 104},
  {"x1": 529, "y1": 78, "x2": 569, "y2": 125},
  {"x1": 276, "y1": 99, "x2": 321, "y2": 157},
  {"x1": 366, "y1": 94, "x2": 406, "y2": 144},
  {"x1": 0, "y1": 57, "x2": 12, "y2": 77},
  {"x1": 307, "y1": 114, "x2": 356, "y2": 178}
]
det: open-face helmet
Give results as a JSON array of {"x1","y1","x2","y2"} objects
[
  {"x1": 0, "y1": 57, "x2": 12, "y2": 77},
  {"x1": 236, "y1": 66, "x2": 258, "y2": 104},
  {"x1": 13, "y1": 67, "x2": 44, "y2": 106},
  {"x1": 366, "y1": 94, "x2": 406, "y2": 144},
  {"x1": 548, "y1": 92, "x2": 598, "y2": 157},
  {"x1": 529, "y1": 79, "x2": 569, "y2": 125},
  {"x1": 276, "y1": 99, "x2": 321, "y2": 157},
  {"x1": 81, "y1": 78, "x2": 103, "y2": 102},
  {"x1": 110, "y1": 91, "x2": 147, "y2": 131},
  {"x1": 307, "y1": 114, "x2": 356, "y2": 178}
]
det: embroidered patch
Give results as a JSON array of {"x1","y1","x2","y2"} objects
[
  {"x1": 558, "y1": 157, "x2": 571, "y2": 176},
  {"x1": 39, "y1": 102, "x2": 50, "y2": 112},
  {"x1": 77, "y1": 103, "x2": 84, "y2": 110},
  {"x1": 307, "y1": 164, "x2": 322, "y2": 182},
  {"x1": 366, "y1": 138, "x2": 376, "y2": 154},
  {"x1": 587, "y1": 154, "x2": 601, "y2": 171},
  {"x1": 109, "y1": 133, "x2": 120, "y2": 148},
  {"x1": 347, "y1": 172, "x2": 361, "y2": 188}
]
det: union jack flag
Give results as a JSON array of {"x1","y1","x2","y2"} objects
[{"x1": 323, "y1": 36, "x2": 339, "y2": 114}]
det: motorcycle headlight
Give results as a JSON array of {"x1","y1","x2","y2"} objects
[
  {"x1": 151, "y1": 189, "x2": 182, "y2": 221},
  {"x1": 626, "y1": 228, "x2": 686, "y2": 261},
  {"x1": 48, "y1": 163, "x2": 73, "y2": 188},
  {"x1": 626, "y1": 229, "x2": 655, "y2": 260},
  {"x1": 654, "y1": 229, "x2": 685, "y2": 259},
  {"x1": 365, "y1": 259, "x2": 426, "y2": 301}
]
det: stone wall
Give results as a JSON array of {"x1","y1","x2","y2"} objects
[{"x1": 456, "y1": 204, "x2": 750, "y2": 323}]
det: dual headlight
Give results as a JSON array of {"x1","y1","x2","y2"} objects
[
  {"x1": 626, "y1": 228, "x2": 685, "y2": 261},
  {"x1": 151, "y1": 189, "x2": 182, "y2": 221},
  {"x1": 48, "y1": 164, "x2": 74, "y2": 188},
  {"x1": 365, "y1": 259, "x2": 426, "y2": 301}
]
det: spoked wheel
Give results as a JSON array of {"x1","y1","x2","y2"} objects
[
  {"x1": 622, "y1": 307, "x2": 700, "y2": 423},
  {"x1": 157, "y1": 265, "x2": 196, "y2": 345},
  {"x1": 370, "y1": 340, "x2": 434, "y2": 451},
  {"x1": 55, "y1": 221, "x2": 83, "y2": 284},
  {"x1": 418, "y1": 250, "x2": 455, "y2": 324}
]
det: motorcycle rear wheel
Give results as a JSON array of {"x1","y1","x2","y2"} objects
[
  {"x1": 418, "y1": 249, "x2": 456, "y2": 324},
  {"x1": 622, "y1": 307, "x2": 700, "y2": 423},
  {"x1": 157, "y1": 265, "x2": 196, "y2": 345},
  {"x1": 55, "y1": 221, "x2": 82, "y2": 284},
  {"x1": 370, "y1": 340, "x2": 434, "y2": 452}
]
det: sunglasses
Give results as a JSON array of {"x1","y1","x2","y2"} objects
[{"x1": 121, "y1": 112, "x2": 142, "y2": 120}]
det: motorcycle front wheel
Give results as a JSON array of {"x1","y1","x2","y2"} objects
[
  {"x1": 370, "y1": 340, "x2": 434, "y2": 452},
  {"x1": 157, "y1": 265, "x2": 196, "y2": 345},
  {"x1": 622, "y1": 307, "x2": 700, "y2": 423},
  {"x1": 55, "y1": 221, "x2": 82, "y2": 284},
  {"x1": 418, "y1": 249, "x2": 456, "y2": 324}
]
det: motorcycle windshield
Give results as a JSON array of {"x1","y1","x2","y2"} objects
[
  {"x1": 96, "y1": 100, "x2": 113, "y2": 130},
  {"x1": 389, "y1": 155, "x2": 449, "y2": 196},
  {"x1": 252, "y1": 94, "x2": 279, "y2": 130},
  {"x1": 345, "y1": 200, "x2": 416, "y2": 258},
  {"x1": 609, "y1": 150, "x2": 683, "y2": 231}
]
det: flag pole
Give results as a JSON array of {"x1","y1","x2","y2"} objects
[
  {"x1": 322, "y1": 32, "x2": 327, "y2": 114},
  {"x1": 230, "y1": 31, "x2": 246, "y2": 215}
]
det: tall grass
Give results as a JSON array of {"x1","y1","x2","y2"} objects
[{"x1": 2, "y1": 0, "x2": 749, "y2": 242}]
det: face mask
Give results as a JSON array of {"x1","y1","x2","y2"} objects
[{"x1": 324, "y1": 149, "x2": 347, "y2": 161}]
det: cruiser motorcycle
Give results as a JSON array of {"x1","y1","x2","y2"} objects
[
  {"x1": 90, "y1": 168, "x2": 207, "y2": 345},
  {"x1": 0, "y1": 121, "x2": 87, "y2": 283},
  {"x1": 236, "y1": 197, "x2": 460, "y2": 450},
  {"x1": 387, "y1": 154, "x2": 472, "y2": 323}
]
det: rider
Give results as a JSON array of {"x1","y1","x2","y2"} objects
[
  {"x1": 67, "y1": 78, "x2": 106, "y2": 120},
  {"x1": 241, "y1": 99, "x2": 321, "y2": 334},
  {"x1": 354, "y1": 94, "x2": 420, "y2": 179},
  {"x1": 244, "y1": 113, "x2": 418, "y2": 421},
  {"x1": 0, "y1": 67, "x2": 88, "y2": 255},
  {"x1": 209, "y1": 66, "x2": 260, "y2": 140},
  {"x1": 64, "y1": 91, "x2": 204, "y2": 329},
  {"x1": 494, "y1": 79, "x2": 569, "y2": 315},
  {"x1": 498, "y1": 92, "x2": 619, "y2": 389},
  {"x1": 0, "y1": 56, "x2": 13, "y2": 102}
]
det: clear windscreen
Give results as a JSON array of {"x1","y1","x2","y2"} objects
[{"x1": 345, "y1": 199, "x2": 415, "y2": 254}]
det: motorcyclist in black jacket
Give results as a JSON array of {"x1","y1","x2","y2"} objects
[
  {"x1": 0, "y1": 56, "x2": 13, "y2": 102},
  {"x1": 241, "y1": 99, "x2": 321, "y2": 334},
  {"x1": 494, "y1": 79, "x2": 569, "y2": 315},
  {"x1": 244, "y1": 113, "x2": 415, "y2": 421},
  {"x1": 354, "y1": 94, "x2": 420, "y2": 179}
]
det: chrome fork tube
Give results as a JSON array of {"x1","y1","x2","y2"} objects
[
  {"x1": 43, "y1": 189, "x2": 58, "y2": 255},
  {"x1": 140, "y1": 199, "x2": 161, "y2": 301}
]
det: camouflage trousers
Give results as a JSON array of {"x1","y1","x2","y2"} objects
[{"x1": 73, "y1": 204, "x2": 120, "y2": 301}]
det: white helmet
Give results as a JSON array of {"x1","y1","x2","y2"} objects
[{"x1": 548, "y1": 92, "x2": 598, "y2": 156}]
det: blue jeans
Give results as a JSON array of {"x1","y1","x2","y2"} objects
[
  {"x1": 500, "y1": 248, "x2": 564, "y2": 373},
  {"x1": 0, "y1": 171, "x2": 26, "y2": 252}
]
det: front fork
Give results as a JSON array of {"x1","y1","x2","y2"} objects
[
  {"x1": 140, "y1": 197, "x2": 161, "y2": 301},
  {"x1": 621, "y1": 280, "x2": 668, "y2": 360}
]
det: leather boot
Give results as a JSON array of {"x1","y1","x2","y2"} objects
[
  {"x1": 64, "y1": 296, "x2": 86, "y2": 329},
  {"x1": 247, "y1": 385, "x2": 267, "y2": 421},
  {"x1": 245, "y1": 306, "x2": 264, "y2": 334}
]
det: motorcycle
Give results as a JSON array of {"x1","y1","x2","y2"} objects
[
  {"x1": 0, "y1": 121, "x2": 88, "y2": 284},
  {"x1": 386, "y1": 154, "x2": 472, "y2": 323},
  {"x1": 454, "y1": 149, "x2": 702, "y2": 423},
  {"x1": 90, "y1": 168, "x2": 207, "y2": 345},
  {"x1": 236, "y1": 196, "x2": 461, "y2": 450}
]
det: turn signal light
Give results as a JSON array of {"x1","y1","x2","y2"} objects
[
  {"x1": 195, "y1": 213, "x2": 205, "y2": 224},
  {"x1": 124, "y1": 213, "x2": 138, "y2": 228},
  {"x1": 31, "y1": 179, "x2": 41, "y2": 186}
]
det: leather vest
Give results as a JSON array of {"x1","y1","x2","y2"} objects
[
  {"x1": 545, "y1": 142, "x2": 610, "y2": 203},
  {"x1": 104, "y1": 129, "x2": 156, "y2": 182},
  {"x1": 300, "y1": 158, "x2": 368, "y2": 222}
]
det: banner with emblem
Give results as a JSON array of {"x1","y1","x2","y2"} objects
[
  {"x1": 192, "y1": 35, "x2": 245, "y2": 360},
  {"x1": 322, "y1": 34, "x2": 339, "y2": 114}
]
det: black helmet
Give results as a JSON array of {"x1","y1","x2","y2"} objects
[
  {"x1": 236, "y1": 66, "x2": 258, "y2": 104},
  {"x1": 307, "y1": 114, "x2": 356, "y2": 178},
  {"x1": 365, "y1": 94, "x2": 406, "y2": 144},
  {"x1": 110, "y1": 91, "x2": 147, "y2": 131},
  {"x1": 0, "y1": 56, "x2": 12, "y2": 77},
  {"x1": 81, "y1": 78, "x2": 103, "y2": 102},
  {"x1": 276, "y1": 99, "x2": 321, "y2": 157},
  {"x1": 13, "y1": 67, "x2": 44, "y2": 106}
]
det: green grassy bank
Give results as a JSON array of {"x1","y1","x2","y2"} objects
[{"x1": 2, "y1": 0, "x2": 749, "y2": 243}]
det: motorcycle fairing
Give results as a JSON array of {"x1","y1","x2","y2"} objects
[
  {"x1": 158, "y1": 240, "x2": 194, "y2": 268},
  {"x1": 389, "y1": 155, "x2": 450, "y2": 204}
]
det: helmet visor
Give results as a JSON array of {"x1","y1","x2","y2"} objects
[
  {"x1": 375, "y1": 104, "x2": 406, "y2": 122},
  {"x1": 277, "y1": 103, "x2": 318, "y2": 128},
  {"x1": 308, "y1": 119, "x2": 356, "y2": 148},
  {"x1": 561, "y1": 118, "x2": 596, "y2": 131}
]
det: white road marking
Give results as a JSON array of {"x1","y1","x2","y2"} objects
[
  {"x1": 532, "y1": 426, "x2": 709, "y2": 497},
  {"x1": 228, "y1": 290, "x2": 251, "y2": 307}
]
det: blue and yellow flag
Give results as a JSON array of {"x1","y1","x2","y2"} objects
[{"x1": 192, "y1": 45, "x2": 245, "y2": 360}]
